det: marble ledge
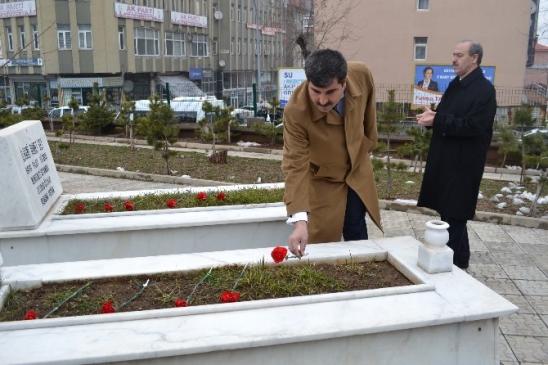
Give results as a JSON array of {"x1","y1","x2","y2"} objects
[{"x1": 0, "y1": 237, "x2": 518, "y2": 365}]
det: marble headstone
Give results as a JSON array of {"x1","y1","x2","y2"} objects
[{"x1": 0, "y1": 120, "x2": 62, "y2": 231}]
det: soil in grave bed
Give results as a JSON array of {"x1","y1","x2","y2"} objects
[{"x1": 0, "y1": 259, "x2": 413, "y2": 322}]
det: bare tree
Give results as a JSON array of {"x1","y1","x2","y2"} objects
[{"x1": 267, "y1": 0, "x2": 359, "y2": 65}]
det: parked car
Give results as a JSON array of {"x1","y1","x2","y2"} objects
[{"x1": 48, "y1": 106, "x2": 90, "y2": 118}]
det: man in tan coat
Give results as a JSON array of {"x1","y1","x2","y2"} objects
[{"x1": 282, "y1": 49, "x2": 382, "y2": 258}]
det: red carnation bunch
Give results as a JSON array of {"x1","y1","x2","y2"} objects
[
  {"x1": 271, "y1": 246, "x2": 288, "y2": 264},
  {"x1": 75, "y1": 204, "x2": 85, "y2": 213},
  {"x1": 174, "y1": 299, "x2": 188, "y2": 307},
  {"x1": 104, "y1": 203, "x2": 113, "y2": 213},
  {"x1": 24, "y1": 310, "x2": 37, "y2": 320},
  {"x1": 220, "y1": 291, "x2": 240, "y2": 303},
  {"x1": 166, "y1": 199, "x2": 177, "y2": 208},
  {"x1": 101, "y1": 301, "x2": 115, "y2": 314},
  {"x1": 196, "y1": 192, "x2": 207, "y2": 201},
  {"x1": 124, "y1": 200, "x2": 135, "y2": 211},
  {"x1": 216, "y1": 192, "x2": 226, "y2": 201}
]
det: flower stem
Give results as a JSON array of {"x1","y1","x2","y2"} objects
[
  {"x1": 116, "y1": 279, "x2": 150, "y2": 311},
  {"x1": 186, "y1": 267, "x2": 213, "y2": 304},
  {"x1": 43, "y1": 281, "x2": 93, "y2": 319},
  {"x1": 232, "y1": 262, "x2": 249, "y2": 291}
]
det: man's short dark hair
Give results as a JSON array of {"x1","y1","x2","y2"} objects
[
  {"x1": 423, "y1": 66, "x2": 434, "y2": 75},
  {"x1": 304, "y1": 49, "x2": 347, "y2": 86}
]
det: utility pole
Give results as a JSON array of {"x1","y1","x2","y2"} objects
[{"x1": 253, "y1": 0, "x2": 261, "y2": 108}]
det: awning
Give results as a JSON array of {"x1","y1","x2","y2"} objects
[{"x1": 155, "y1": 75, "x2": 205, "y2": 98}]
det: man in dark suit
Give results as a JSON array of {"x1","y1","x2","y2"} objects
[
  {"x1": 415, "y1": 40, "x2": 497, "y2": 270},
  {"x1": 417, "y1": 66, "x2": 439, "y2": 91}
]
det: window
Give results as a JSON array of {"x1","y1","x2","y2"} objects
[
  {"x1": 6, "y1": 26, "x2": 13, "y2": 51},
  {"x1": 118, "y1": 26, "x2": 125, "y2": 50},
  {"x1": 143, "y1": 0, "x2": 148, "y2": 6},
  {"x1": 230, "y1": 38, "x2": 234, "y2": 54},
  {"x1": 190, "y1": 33, "x2": 208, "y2": 56},
  {"x1": 57, "y1": 24, "x2": 71, "y2": 50},
  {"x1": 243, "y1": 38, "x2": 246, "y2": 54},
  {"x1": 237, "y1": 39, "x2": 241, "y2": 54},
  {"x1": 213, "y1": 40, "x2": 217, "y2": 55},
  {"x1": 134, "y1": 28, "x2": 159, "y2": 56},
  {"x1": 414, "y1": 37, "x2": 427, "y2": 60},
  {"x1": 32, "y1": 24, "x2": 39, "y2": 50},
  {"x1": 237, "y1": 7, "x2": 240, "y2": 22},
  {"x1": 243, "y1": 7, "x2": 246, "y2": 22},
  {"x1": 303, "y1": 15, "x2": 313, "y2": 29},
  {"x1": 172, "y1": 0, "x2": 176, "y2": 10},
  {"x1": 417, "y1": 0, "x2": 429, "y2": 10},
  {"x1": 180, "y1": 0, "x2": 185, "y2": 12},
  {"x1": 202, "y1": 0, "x2": 207, "y2": 16},
  {"x1": 230, "y1": 5, "x2": 234, "y2": 21},
  {"x1": 165, "y1": 31, "x2": 185, "y2": 56},
  {"x1": 19, "y1": 26, "x2": 26, "y2": 49},
  {"x1": 78, "y1": 25, "x2": 92, "y2": 49}
]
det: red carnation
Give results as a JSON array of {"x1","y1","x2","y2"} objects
[
  {"x1": 75, "y1": 204, "x2": 85, "y2": 213},
  {"x1": 216, "y1": 192, "x2": 226, "y2": 201},
  {"x1": 101, "y1": 301, "x2": 115, "y2": 314},
  {"x1": 174, "y1": 299, "x2": 188, "y2": 307},
  {"x1": 220, "y1": 291, "x2": 240, "y2": 303},
  {"x1": 166, "y1": 199, "x2": 178, "y2": 208},
  {"x1": 271, "y1": 246, "x2": 288, "y2": 264},
  {"x1": 197, "y1": 192, "x2": 207, "y2": 201},
  {"x1": 104, "y1": 203, "x2": 113, "y2": 213},
  {"x1": 124, "y1": 200, "x2": 135, "y2": 211},
  {"x1": 24, "y1": 310, "x2": 37, "y2": 320}
]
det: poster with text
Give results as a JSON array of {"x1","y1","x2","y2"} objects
[
  {"x1": 278, "y1": 68, "x2": 306, "y2": 107},
  {"x1": 412, "y1": 64, "x2": 495, "y2": 109}
]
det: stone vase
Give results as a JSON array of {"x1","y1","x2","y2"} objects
[{"x1": 423, "y1": 220, "x2": 450, "y2": 250}]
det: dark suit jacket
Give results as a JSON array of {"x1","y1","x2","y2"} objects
[{"x1": 417, "y1": 80, "x2": 439, "y2": 92}]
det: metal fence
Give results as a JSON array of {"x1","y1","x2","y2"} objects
[{"x1": 375, "y1": 83, "x2": 548, "y2": 127}]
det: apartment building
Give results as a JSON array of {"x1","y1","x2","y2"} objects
[
  {"x1": 0, "y1": 0, "x2": 307, "y2": 109},
  {"x1": 321, "y1": 0, "x2": 536, "y2": 102}
]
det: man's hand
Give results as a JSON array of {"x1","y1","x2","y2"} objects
[
  {"x1": 416, "y1": 106, "x2": 436, "y2": 127},
  {"x1": 288, "y1": 221, "x2": 308, "y2": 258}
]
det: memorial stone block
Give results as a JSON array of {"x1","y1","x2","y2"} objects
[{"x1": 0, "y1": 120, "x2": 62, "y2": 231}]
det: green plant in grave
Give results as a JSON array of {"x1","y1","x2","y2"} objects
[{"x1": 136, "y1": 95, "x2": 179, "y2": 176}]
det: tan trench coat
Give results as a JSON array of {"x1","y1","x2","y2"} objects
[{"x1": 282, "y1": 61, "x2": 383, "y2": 243}]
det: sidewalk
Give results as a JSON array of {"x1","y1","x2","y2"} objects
[{"x1": 53, "y1": 134, "x2": 548, "y2": 364}]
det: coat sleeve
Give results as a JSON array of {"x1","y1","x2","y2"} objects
[
  {"x1": 363, "y1": 67, "x2": 378, "y2": 151},
  {"x1": 433, "y1": 83, "x2": 496, "y2": 138},
  {"x1": 281, "y1": 89, "x2": 311, "y2": 216}
]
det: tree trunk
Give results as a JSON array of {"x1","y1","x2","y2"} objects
[{"x1": 210, "y1": 149, "x2": 228, "y2": 164}]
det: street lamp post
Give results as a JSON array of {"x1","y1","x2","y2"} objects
[{"x1": 253, "y1": 0, "x2": 261, "y2": 108}]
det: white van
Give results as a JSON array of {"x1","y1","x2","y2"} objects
[
  {"x1": 48, "y1": 106, "x2": 90, "y2": 118},
  {"x1": 134, "y1": 98, "x2": 226, "y2": 123}
]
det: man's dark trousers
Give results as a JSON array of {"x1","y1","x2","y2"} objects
[
  {"x1": 343, "y1": 187, "x2": 368, "y2": 241},
  {"x1": 441, "y1": 216, "x2": 470, "y2": 269}
]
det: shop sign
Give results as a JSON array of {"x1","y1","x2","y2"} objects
[
  {"x1": 59, "y1": 77, "x2": 103, "y2": 88},
  {"x1": 171, "y1": 12, "x2": 207, "y2": 28},
  {"x1": 114, "y1": 2, "x2": 164, "y2": 22},
  {"x1": 189, "y1": 68, "x2": 203, "y2": 80},
  {"x1": 0, "y1": 0, "x2": 36, "y2": 19},
  {"x1": 102, "y1": 77, "x2": 124, "y2": 87},
  {"x1": 8, "y1": 58, "x2": 42, "y2": 67}
]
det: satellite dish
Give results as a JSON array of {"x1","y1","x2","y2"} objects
[
  {"x1": 219, "y1": 60, "x2": 226, "y2": 67},
  {"x1": 122, "y1": 80, "x2": 134, "y2": 92},
  {"x1": 214, "y1": 11, "x2": 223, "y2": 20}
]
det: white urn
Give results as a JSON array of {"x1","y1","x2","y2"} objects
[{"x1": 423, "y1": 220, "x2": 450, "y2": 250}]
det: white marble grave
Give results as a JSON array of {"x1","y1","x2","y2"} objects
[
  {"x1": 0, "y1": 183, "x2": 292, "y2": 266},
  {"x1": 0, "y1": 120, "x2": 62, "y2": 231},
  {"x1": 0, "y1": 238, "x2": 518, "y2": 365}
]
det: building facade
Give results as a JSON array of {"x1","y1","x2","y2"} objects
[{"x1": 0, "y1": 0, "x2": 303, "y2": 109}]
